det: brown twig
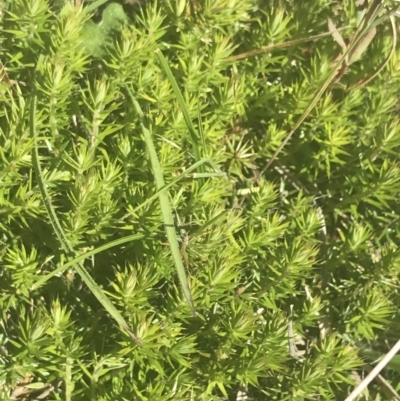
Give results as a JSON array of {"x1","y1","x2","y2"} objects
[
  {"x1": 363, "y1": 363, "x2": 400, "y2": 401},
  {"x1": 344, "y1": 340, "x2": 400, "y2": 401},
  {"x1": 228, "y1": 26, "x2": 351, "y2": 61}
]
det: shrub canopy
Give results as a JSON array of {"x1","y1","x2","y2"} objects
[{"x1": 1, "y1": 0, "x2": 400, "y2": 400}]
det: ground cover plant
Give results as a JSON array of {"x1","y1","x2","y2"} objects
[{"x1": 1, "y1": 0, "x2": 400, "y2": 399}]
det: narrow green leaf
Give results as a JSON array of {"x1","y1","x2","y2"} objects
[
  {"x1": 31, "y1": 233, "x2": 145, "y2": 290},
  {"x1": 360, "y1": 0, "x2": 385, "y2": 31},
  {"x1": 30, "y1": 95, "x2": 142, "y2": 346},
  {"x1": 191, "y1": 172, "x2": 225, "y2": 178},
  {"x1": 66, "y1": 357, "x2": 72, "y2": 401},
  {"x1": 119, "y1": 158, "x2": 220, "y2": 221},
  {"x1": 155, "y1": 49, "x2": 202, "y2": 166},
  {"x1": 197, "y1": 102, "x2": 206, "y2": 151},
  {"x1": 229, "y1": 25, "x2": 351, "y2": 61},
  {"x1": 125, "y1": 87, "x2": 196, "y2": 315},
  {"x1": 368, "y1": 7, "x2": 400, "y2": 30},
  {"x1": 31, "y1": 156, "x2": 222, "y2": 290}
]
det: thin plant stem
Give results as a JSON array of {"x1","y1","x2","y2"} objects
[
  {"x1": 344, "y1": 340, "x2": 400, "y2": 401},
  {"x1": 229, "y1": 26, "x2": 351, "y2": 61}
]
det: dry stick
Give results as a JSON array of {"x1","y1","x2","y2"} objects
[
  {"x1": 228, "y1": 27, "x2": 350, "y2": 61},
  {"x1": 344, "y1": 340, "x2": 400, "y2": 401},
  {"x1": 260, "y1": 0, "x2": 384, "y2": 175},
  {"x1": 363, "y1": 364, "x2": 400, "y2": 401}
]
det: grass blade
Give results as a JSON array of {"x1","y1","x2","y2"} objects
[
  {"x1": 32, "y1": 156, "x2": 224, "y2": 296},
  {"x1": 363, "y1": 364, "x2": 400, "y2": 401},
  {"x1": 30, "y1": 95, "x2": 142, "y2": 346},
  {"x1": 118, "y1": 158, "x2": 222, "y2": 222},
  {"x1": 31, "y1": 233, "x2": 145, "y2": 290},
  {"x1": 125, "y1": 87, "x2": 196, "y2": 315},
  {"x1": 197, "y1": 102, "x2": 206, "y2": 152},
  {"x1": 155, "y1": 49, "x2": 202, "y2": 166}
]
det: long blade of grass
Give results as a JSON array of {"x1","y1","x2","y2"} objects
[
  {"x1": 118, "y1": 157, "x2": 223, "y2": 222},
  {"x1": 31, "y1": 233, "x2": 145, "y2": 290},
  {"x1": 228, "y1": 26, "x2": 351, "y2": 61},
  {"x1": 155, "y1": 49, "x2": 203, "y2": 167},
  {"x1": 368, "y1": 6, "x2": 400, "y2": 30},
  {"x1": 360, "y1": 0, "x2": 385, "y2": 30},
  {"x1": 260, "y1": 0, "x2": 385, "y2": 174},
  {"x1": 30, "y1": 95, "x2": 142, "y2": 346},
  {"x1": 288, "y1": 305, "x2": 301, "y2": 360},
  {"x1": 125, "y1": 87, "x2": 196, "y2": 315},
  {"x1": 32, "y1": 158, "x2": 224, "y2": 294},
  {"x1": 32, "y1": 155, "x2": 226, "y2": 289},
  {"x1": 190, "y1": 172, "x2": 225, "y2": 178},
  {"x1": 197, "y1": 102, "x2": 207, "y2": 151}
]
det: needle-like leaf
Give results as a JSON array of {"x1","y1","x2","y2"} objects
[
  {"x1": 30, "y1": 95, "x2": 142, "y2": 346},
  {"x1": 155, "y1": 49, "x2": 203, "y2": 167},
  {"x1": 32, "y1": 157, "x2": 220, "y2": 289},
  {"x1": 261, "y1": 0, "x2": 387, "y2": 173}
]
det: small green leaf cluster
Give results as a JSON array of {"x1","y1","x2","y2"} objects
[{"x1": 1, "y1": 0, "x2": 400, "y2": 400}]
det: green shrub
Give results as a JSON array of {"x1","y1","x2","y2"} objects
[{"x1": 1, "y1": 0, "x2": 400, "y2": 400}]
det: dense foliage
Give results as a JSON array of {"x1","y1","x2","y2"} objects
[{"x1": 1, "y1": 0, "x2": 400, "y2": 399}]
